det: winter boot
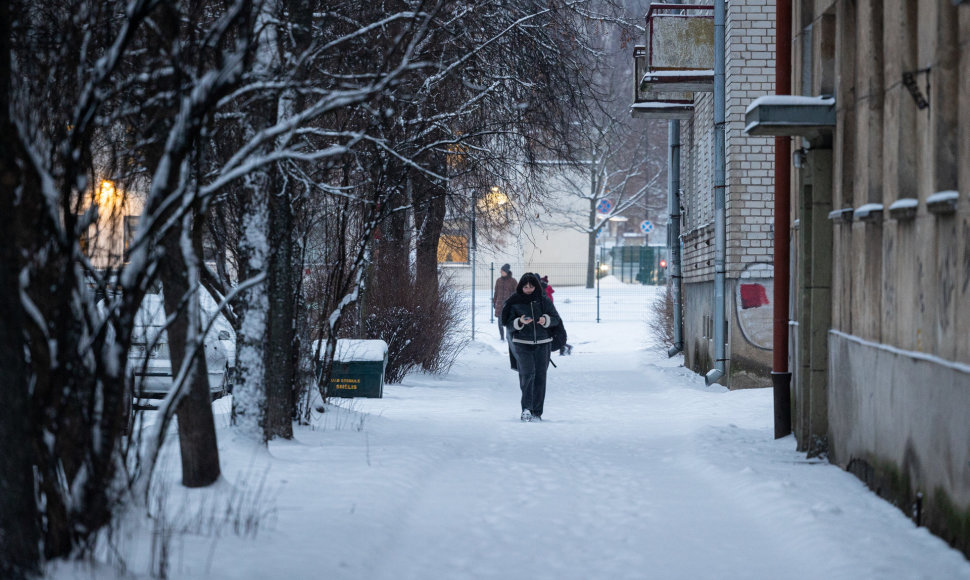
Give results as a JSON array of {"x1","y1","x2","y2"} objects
[{"x1": 520, "y1": 409, "x2": 533, "y2": 422}]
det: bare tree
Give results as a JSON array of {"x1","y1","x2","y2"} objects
[
  {"x1": 539, "y1": 2, "x2": 667, "y2": 287},
  {"x1": 0, "y1": 2, "x2": 614, "y2": 574}
]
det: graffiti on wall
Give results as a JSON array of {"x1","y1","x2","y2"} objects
[{"x1": 735, "y1": 263, "x2": 773, "y2": 349}]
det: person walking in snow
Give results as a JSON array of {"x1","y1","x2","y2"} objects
[
  {"x1": 493, "y1": 264, "x2": 517, "y2": 341},
  {"x1": 502, "y1": 272, "x2": 562, "y2": 422},
  {"x1": 540, "y1": 275, "x2": 573, "y2": 356}
]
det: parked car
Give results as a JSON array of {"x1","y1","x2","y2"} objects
[{"x1": 128, "y1": 292, "x2": 235, "y2": 401}]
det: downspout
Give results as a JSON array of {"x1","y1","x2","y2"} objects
[
  {"x1": 667, "y1": 120, "x2": 684, "y2": 357},
  {"x1": 705, "y1": 0, "x2": 727, "y2": 385},
  {"x1": 772, "y1": 0, "x2": 793, "y2": 438}
]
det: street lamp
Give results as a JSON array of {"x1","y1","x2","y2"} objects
[
  {"x1": 471, "y1": 193, "x2": 476, "y2": 338},
  {"x1": 98, "y1": 180, "x2": 117, "y2": 207},
  {"x1": 470, "y1": 186, "x2": 509, "y2": 341}
]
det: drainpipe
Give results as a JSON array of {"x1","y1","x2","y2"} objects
[
  {"x1": 705, "y1": 0, "x2": 727, "y2": 386},
  {"x1": 772, "y1": 0, "x2": 793, "y2": 438},
  {"x1": 667, "y1": 120, "x2": 684, "y2": 357}
]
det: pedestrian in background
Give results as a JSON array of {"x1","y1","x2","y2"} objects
[
  {"x1": 502, "y1": 273, "x2": 562, "y2": 422},
  {"x1": 493, "y1": 264, "x2": 517, "y2": 341}
]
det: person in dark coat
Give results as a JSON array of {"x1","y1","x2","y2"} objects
[
  {"x1": 493, "y1": 264, "x2": 517, "y2": 341},
  {"x1": 501, "y1": 273, "x2": 562, "y2": 422}
]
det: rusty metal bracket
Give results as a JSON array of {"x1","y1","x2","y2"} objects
[{"x1": 902, "y1": 68, "x2": 930, "y2": 110}]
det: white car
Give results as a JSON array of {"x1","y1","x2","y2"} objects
[{"x1": 128, "y1": 292, "x2": 235, "y2": 401}]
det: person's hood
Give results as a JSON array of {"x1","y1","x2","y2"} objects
[{"x1": 515, "y1": 272, "x2": 543, "y2": 295}]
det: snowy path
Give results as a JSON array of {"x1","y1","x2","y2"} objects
[{"x1": 71, "y1": 319, "x2": 970, "y2": 579}]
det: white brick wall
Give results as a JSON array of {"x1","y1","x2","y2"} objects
[{"x1": 680, "y1": 0, "x2": 776, "y2": 284}]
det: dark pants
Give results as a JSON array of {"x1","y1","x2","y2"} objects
[
  {"x1": 511, "y1": 342, "x2": 551, "y2": 417},
  {"x1": 498, "y1": 319, "x2": 505, "y2": 340}
]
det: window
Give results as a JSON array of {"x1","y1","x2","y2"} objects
[{"x1": 123, "y1": 215, "x2": 139, "y2": 262}]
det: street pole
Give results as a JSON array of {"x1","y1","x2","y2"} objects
[
  {"x1": 470, "y1": 193, "x2": 477, "y2": 341},
  {"x1": 596, "y1": 260, "x2": 603, "y2": 324},
  {"x1": 489, "y1": 262, "x2": 495, "y2": 324}
]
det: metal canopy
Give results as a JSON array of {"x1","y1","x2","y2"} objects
[
  {"x1": 743, "y1": 95, "x2": 836, "y2": 137},
  {"x1": 631, "y1": 102, "x2": 694, "y2": 120},
  {"x1": 640, "y1": 70, "x2": 713, "y2": 93}
]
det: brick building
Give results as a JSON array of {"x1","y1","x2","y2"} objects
[{"x1": 677, "y1": 1, "x2": 777, "y2": 388}]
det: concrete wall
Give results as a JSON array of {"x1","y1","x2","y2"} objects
[
  {"x1": 828, "y1": 331, "x2": 970, "y2": 552},
  {"x1": 682, "y1": 280, "x2": 715, "y2": 376},
  {"x1": 792, "y1": 0, "x2": 970, "y2": 556}
]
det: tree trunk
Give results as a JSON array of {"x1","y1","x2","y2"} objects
[
  {"x1": 0, "y1": 250, "x2": 39, "y2": 580},
  {"x1": 374, "y1": 167, "x2": 411, "y2": 291},
  {"x1": 0, "y1": 3, "x2": 41, "y2": 566},
  {"x1": 264, "y1": 165, "x2": 295, "y2": 440},
  {"x1": 232, "y1": 179, "x2": 269, "y2": 440},
  {"x1": 413, "y1": 154, "x2": 446, "y2": 288},
  {"x1": 159, "y1": 218, "x2": 221, "y2": 487}
]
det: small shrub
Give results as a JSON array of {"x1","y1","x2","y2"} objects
[
  {"x1": 360, "y1": 276, "x2": 467, "y2": 383},
  {"x1": 648, "y1": 284, "x2": 675, "y2": 350}
]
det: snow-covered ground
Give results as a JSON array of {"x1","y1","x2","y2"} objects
[{"x1": 50, "y1": 284, "x2": 970, "y2": 579}]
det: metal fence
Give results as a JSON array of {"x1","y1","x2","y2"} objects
[
  {"x1": 443, "y1": 252, "x2": 666, "y2": 334},
  {"x1": 598, "y1": 246, "x2": 668, "y2": 286}
]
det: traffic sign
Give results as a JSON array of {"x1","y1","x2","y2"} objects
[
  {"x1": 640, "y1": 220, "x2": 654, "y2": 234},
  {"x1": 596, "y1": 198, "x2": 613, "y2": 214}
]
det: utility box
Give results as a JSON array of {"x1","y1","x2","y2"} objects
[{"x1": 320, "y1": 339, "x2": 388, "y2": 398}]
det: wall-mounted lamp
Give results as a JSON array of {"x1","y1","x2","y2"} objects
[{"x1": 792, "y1": 148, "x2": 808, "y2": 168}]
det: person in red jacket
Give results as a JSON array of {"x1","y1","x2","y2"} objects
[{"x1": 540, "y1": 275, "x2": 572, "y2": 355}]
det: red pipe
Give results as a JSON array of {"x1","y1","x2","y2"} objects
[{"x1": 772, "y1": 0, "x2": 792, "y2": 438}]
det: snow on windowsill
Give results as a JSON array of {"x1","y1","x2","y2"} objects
[
  {"x1": 927, "y1": 190, "x2": 959, "y2": 214},
  {"x1": 888, "y1": 198, "x2": 918, "y2": 220},
  {"x1": 888, "y1": 198, "x2": 918, "y2": 210},
  {"x1": 853, "y1": 203, "x2": 883, "y2": 221},
  {"x1": 927, "y1": 190, "x2": 959, "y2": 204}
]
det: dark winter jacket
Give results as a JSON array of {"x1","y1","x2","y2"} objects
[
  {"x1": 493, "y1": 273, "x2": 517, "y2": 317},
  {"x1": 501, "y1": 273, "x2": 562, "y2": 346}
]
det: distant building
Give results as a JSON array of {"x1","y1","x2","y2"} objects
[
  {"x1": 80, "y1": 179, "x2": 142, "y2": 270},
  {"x1": 438, "y1": 164, "x2": 591, "y2": 288}
]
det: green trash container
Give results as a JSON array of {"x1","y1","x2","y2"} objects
[{"x1": 322, "y1": 339, "x2": 387, "y2": 398}]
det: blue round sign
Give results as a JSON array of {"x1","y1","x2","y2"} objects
[
  {"x1": 640, "y1": 220, "x2": 654, "y2": 234},
  {"x1": 596, "y1": 199, "x2": 612, "y2": 214}
]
